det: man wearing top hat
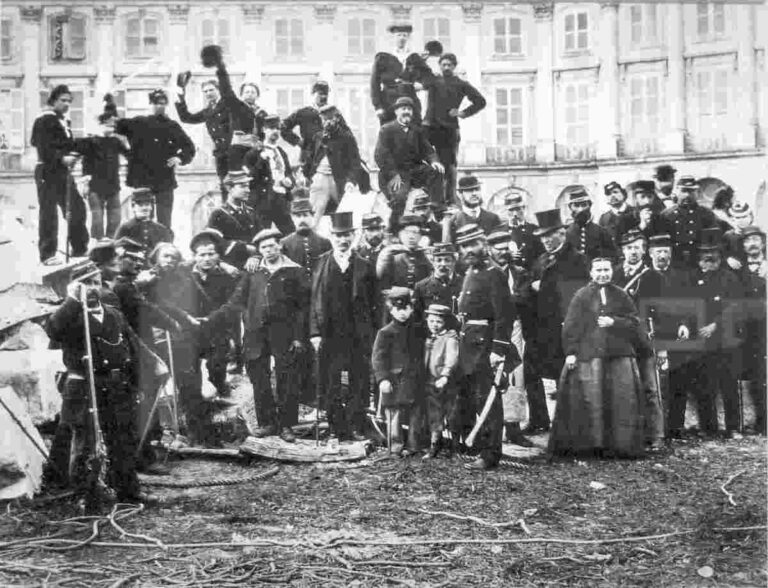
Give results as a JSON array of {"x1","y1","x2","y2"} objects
[
  {"x1": 310, "y1": 212, "x2": 378, "y2": 441},
  {"x1": 599, "y1": 181, "x2": 638, "y2": 245},
  {"x1": 453, "y1": 224, "x2": 515, "y2": 470},
  {"x1": 355, "y1": 213, "x2": 387, "y2": 267},
  {"x1": 281, "y1": 81, "x2": 331, "y2": 181},
  {"x1": 413, "y1": 242, "x2": 463, "y2": 331},
  {"x1": 612, "y1": 229, "x2": 651, "y2": 303},
  {"x1": 377, "y1": 214, "x2": 433, "y2": 294},
  {"x1": 280, "y1": 195, "x2": 332, "y2": 281},
  {"x1": 450, "y1": 175, "x2": 502, "y2": 238},
  {"x1": 207, "y1": 171, "x2": 263, "y2": 270},
  {"x1": 632, "y1": 180, "x2": 666, "y2": 240},
  {"x1": 423, "y1": 52, "x2": 487, "y2": 206},
  {"x1": 114, "y1": 188, "x2": 175, "y2": 260},
  {"x1": 212, "y1": 228, "x2": 310, "y2": 442},
  {"x1": 30, "y1": 84, "x2": 90, "y2": 265},
  {"x1": 654, "y1": 164, "x2": 677, "y2": 209},
  {"x1": 659, "y1": 176, "x2": 717, "y2": 268},
  {"x1": 564, "y1": 187, "x2": 619, "y2": 262},
  {"x1": 375, "y1": 96, "x2": 445, "y2": 231},
  {"x1": 504, "y1": 191, "x2": 544, "y2": 272},
  {"x1": 114, "y1": 89, "x2": 196, "y2": 230},
  {"x1": 526, "y1": 209, "x2": 589, "y2": 427}
]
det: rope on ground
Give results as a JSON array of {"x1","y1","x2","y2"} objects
[
  {"x1": 139, "y1": 465, "x2": 279, "y2": 488},
  {"x1": 457, "y1": 454, "x2": 535, "y2": 470},
  {"x1": 720, "y1": 470, "x2": 745, "y2": 507}
]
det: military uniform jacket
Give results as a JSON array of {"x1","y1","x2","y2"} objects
[
  {"x1": 306, "y1": 127, "x2": 362, "y2": 195},
  {"x1": 213, "y1": 257, "x2": 310, "y2": 360},
  {"x1": 370, "y1": 52, "x2": 424, "y2": 123},
  {"x1": 112, "y1": 274, "x2": 177, "y2": 343},
  {"x1": 374, "y1": 121, "x2": 437, "y2": 185},
  {"x1": 612, "y1": 262, "x2": 651, "y2": 303},
  {"x1": 509, "y1": 222, "x2": 545, "y2": 270},
  {"x1": 689, "y1": 267, "x2": 743, "y2": 350},
  {"x1": 217, "y1": 64, "x2": 261, "y2": 138},
  {"x1": 598, "y1": 205, "x2": 639, "y2": 244},
  {"x1": 413, "y1": 273, "x2": 463, "y2": 324},
  {"x1": 565, "y1": 221, "x2": 619, "y2": 261},
  {"x1": 281, "y1": 230, "x2": 332, "y2": 281},
  {"x1": 30, "y1": 111, "x2": 76, "y2": 176},
  {"x1": 175, "y1": 89, "x2": 231, "y2": 157},
  {"x1": 280, "y1": 106, "x2": 323, "y2": 176},
  {"x1": 457, "y1": 260, "x2": 512, "y2": 374},
  {"x1": 114, "y1": 218, "x2": 174, "y2": 259},
  {"x1": 659, "y1": 201, "x2": 717, "y2": 266},
  {"x1": 207, "y1": 201, "x2": 262, "y2": 270},
  {"x1": 371, "y1": 318, "x2": 425, "y2": 406},
  {"x1": 115, "y1": 114, "x2": 195, "y2": 190},
  {"x1": 451, "y1": 209, "x2": 502, "y2": 238},
  {"x1": 75, "y1": 135, "x2": 128, "y2": 195},
  {"x1": 355, "y1": 240, "x2": 385, "y2": 267},
  {"x1": 376, "y1": 246, "x2": 433, "y2": 292}
]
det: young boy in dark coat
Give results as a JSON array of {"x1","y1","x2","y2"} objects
[{"x1": 372, "y1": 287, "x2": 425, "y2": 456}]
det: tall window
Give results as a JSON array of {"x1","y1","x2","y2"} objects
[
  {"x1": 274, "y1": 88, "x2": 305, "y2": 118},
  {"x1": 49, "y1": 14, "x2": 87, "y2": 61},
  {"x1": 629, "y1": 5, "x2": 659, "y2": 46},
  {"x1": 275, "y1": 18, "x2": 304, "y2": 58},
  {"x1": 0, "y1": 89, "x2": 24, "y2": 152},
  {"x1": 348, "y1": 18, "x2": 376, "y2": 57},
  {"x1": 563, "y1": 82, "x2": 590, "y2": 145},
  {"x1": 423, "y1": 17, "x2": 450, "y2": 49},
  {"x1": 494, "y1": 87, "x2": 524, "y2": 146},
  {"x1": 1, "y1": 18, "x2": 13, "y2": 62},
  {"x1": 201, "y1": 17, "x2": 230, "y2": 57},
  {"x1": 564, "y1": 12, "x2": 588, "y2": 51},
  {"x1": 126, "y1": 14, "x2": 160, "y2": 58},
  {"x1": 697, "y1": 3, "x2": 725, "y2": 39},
  {"x1": 628, "y1": 75, "x2": 661, "y2": 138},
  {"x1": 336, "y1": 86, "x2": 378, "y2": 162},
  {"x1": 696, "y1": 69, "x2": 729, "y2": 128},
  {"x1": 493, "y1": 17, "x2": 522, "y2": 56},
  {"x1": 39, "y1": 89, "x2": 85, "y2": 138}
]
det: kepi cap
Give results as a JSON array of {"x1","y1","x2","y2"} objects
[
  {"x1": 425, "y1": 303, "x2": 452, "y2": 318},
  {"x1": 454, "y1": 223, "x2": 485, "y2": 246},
  {"x1": 386, "y1": 286, "x2": 412, "y2": 309}
]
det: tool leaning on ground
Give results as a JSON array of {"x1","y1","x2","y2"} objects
[{"x1": 465, "y1": 362, "x2": 506, "y2": 448}]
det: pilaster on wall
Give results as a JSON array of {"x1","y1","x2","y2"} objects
[
  {"x1": 313, "y1": 5, "x2": 337, "y2": 85},
  {"x1": 664, "y1": 3, "x2": 686, "y2": 154},
  {"x1": 93, "y1": 6, "x2": 116, "y2": 97},
  {"x1": 167, "y1": 4, "x2": 189, "y2": 78},
  {"x1": 597, "y1": 2, "x2": 619, "y2": 159},
  {"x1": 459, "y1": 3, "x2": 485, "y2": 166},
  {"x1": 533, "y1": 2, "x2": 555, "y2": 163},
  {"x1": 21, "y1": 6, "x2": 43, "y2": 168},
  {"x1": 241, "y1": 5, "x2": 265, "y2": 83}
]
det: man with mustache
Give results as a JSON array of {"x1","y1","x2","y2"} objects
[
  {"x1": 598, "y1": 181, "x2": 638, "y2": 244},
  {"x1": 612, "y1": 229, "x2": 650, "y2": 303},
  {"x1": 253, "y1": 114, "x2": 295, "y2": 235},
  {"x1": 377, "y1": 214, "x2": 433, "y2": 294},
  {"x1": 355, "y1": 213, "x2": 387, "y2": 266},
  {"x1": 450, "y1": 175, "x2": 502, "y2": 237},
  {"x1": 280, "y1": 196, "x2": 332, "y2": 280},
  {"x1": 632, "y1": 181, "x2": 665, "y2": 240},
  {"x1": 564, "y1": 187, "x2": 618, "y2": 262},
  {"x1": 413, "y1": 242, "x2": 462, "y2": 331},
  {"x1": 375, "y1": 97, "x2": 445, "y2": 232},
  {"x1": 659, "y1": 176, "x2": 717, "y2": 268},
  {"x1": 114, "y1": 188, "x2": 175, "y2": 260},
  {"x1": 654, "y1": 164, "x2": 677, "y2": 209},
  {"x1": 504, "y1": 191, "x2": 544, "y2": 272}
]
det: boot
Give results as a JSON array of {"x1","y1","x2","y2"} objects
[{"x1": 505, "y1": 422, "x2": 534, "y2": 448}]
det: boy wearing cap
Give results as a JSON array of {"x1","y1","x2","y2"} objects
[
  {"x1": 207, "y1": 171, "x2": 262, "y2": 270},
  {"x1": 372, "y1": 287, "x2": 426, "y2": 456},
  {"x1": 30, "y1": 84, "x2": 90, "y2": 264},
  {"x1": 659, "y1": 176, "x2": 717, "y2": 268},
  {"x1": 598, "y1": 181, "x2": 638, "y2": 245},
  {"x1": 114, "y1": 189, "x2": 175, "y2": 259},
  {"x1": 565, "y1": 187, "x2": 619, "y2": 261},
  {"x1": 281, "y1": 81, "x2": 330, "y2": 180},
  {"x1": 280, "y1": 195, "x2": 332, "y2": 280},
  {"x1": 377, "y1": 214, "x2": 433, "y2": 293},
  {"x1": 114, "y1": 89, "x2": 195, "y2": 229},
  {"x1": 74, "y1": 95, "x2": 129, "y2": 239}
]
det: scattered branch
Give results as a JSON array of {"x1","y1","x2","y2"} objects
[{"x1": 720, "y1": 470, "x2": 746, "y2": 507}]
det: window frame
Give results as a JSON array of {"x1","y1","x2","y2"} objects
[
  {"x1": 561, "y1": 80, "x2": 591, "y2": 146},
  {"x1": 0, "y1": 88, "x2": 24, "y2": 152},
  {"x1": 335, "y1": 84, "x2": 377, "y2": 162},
  {"x1": 493, "y1": 85, "x2": 526, "y2": 148},
  {"x1": 422, "y1": 16, "x2": 450, "y2": 51},
  {"x1": 629, "y1": 4, "x2": 659, "y2": 47},
  {"x1": 696, "y1": 2, "x2": 726, "y2": 40},
  {"x1": 563, "y1": 10, "x2": 589, "y2": 53},
  {"x1": 1, "y1": 17, "x2": 14, "y2": 62},
  {"x1": 49, "y1": 12, "x2": 88, "y2": 62},
  {"x1": 274, "y1": 17, "x2": 304, "y2": 59},
  {"x1": 492, "y1": 16, "x2": 523, "y2": 58},
  {"x1": 124, "y1": 12, "x2": 162, "y2": 60},
  {"x1": 200, "y1": 16, "x2": 231, "y2": 58},
  {"x1": 347, "y1": 17, "x2": 377, "y2": 58}
]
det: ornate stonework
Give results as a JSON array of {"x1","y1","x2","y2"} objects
[
  {"x1": 20, "y1": 6, "x2": 43, "y2": 22},
  {"x1": 390, "y1": 4, "x2": 411, "y2": 22},
  {"x1": 167, "y1": 4, "x2": 190, "y2": 25},
  {"x1": 462, "y1": 3, "x2": 482, "y2": 24},
  {"x1": 94, "y1": 5, "x2": 117, "y2": 24},
  {"x1": 242, "y1": 5, "x2": 265, "y2": 24},
  {"x1": 314, "y1": 5, "x2": 337, "y2": 24},
  {"x1": 532, "y1": 2, "x2": 554, "y2": 21}
]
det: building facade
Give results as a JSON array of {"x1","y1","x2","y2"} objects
[{"x1": 1, "y1": 1, "x2": 766, "y2": 249}]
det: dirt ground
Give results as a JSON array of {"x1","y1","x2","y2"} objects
[{"x1": 0, "y1": 431, "x2": 765, "y2": 587}]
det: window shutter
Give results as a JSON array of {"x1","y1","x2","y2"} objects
[
  {"x1": 50, "y1": 16, "x2": 65, "y2": 60},
  {"x1": 1, "y1": 19, "x2": 13, "y2": 61},
  {"x1": 9, "y1": 88, "x2": 24, "y2": 150},
  {"x1": 67, "y1": 15, "x2": 87, "y2": 59},
  {"x1": 348, "y1": 19, "x2": 360, "y2": 54},
  {"x1": 126, "y1": 17, "x2": 140, "y2": 57}
]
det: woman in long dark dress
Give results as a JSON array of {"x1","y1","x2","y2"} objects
[{"x1": 548, "y1": 257, "x2": 647, "y2": 458}]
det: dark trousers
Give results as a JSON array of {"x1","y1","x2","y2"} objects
[
  {"x1": 523, "y1": 366, "x2": 551, "y2": 430},
  {"x1": 425, "y1": 125, "x2": 460, "y2": 205},
  {"x1": 460, "y1": 363, "x2": 503, "y2": 466},
  {"x1": 245, "y1": 346, "x2": 301, "y2": 431},
  {"x1": 322, "y1": 340, "x2": 369, "y2": 438},
  {"x1": 153, "y1": 188, "x2": 174, "y2": 230},
  {"x1": 215, "y1": 152, "x2": 229, "y2": 201},
  {"x1": 667, "y1": 360, "x2": 695, "y2": 434},
  {"x1": 381, "y1": 163, "x2": 444, "y2": 232},
  {"x1": 88, "y1": 189, "x2": 122, "y2": 239},
  {"x1": 35, "y1": 165, "x2": 89, "y2": 261},
  {"x1": 255, "y1": 189, "x2": 295, "y2": 235},
  {"x1": 696, "y1": 351, "x2": 739, "y2": 433}
]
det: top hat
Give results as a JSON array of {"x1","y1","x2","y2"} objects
[
  {"x1": 311, "y1": 80, "x2": 330, "y2": 94},
  {"x1": 425, "y1": 303, "x2": 452, "y2": 318},
  {"x1": 454, "y1": 223, "x2": 485, "y2": 246},
  {"x1": 252, "y1": 228, "x2": 282, "y2": 247},
  {"x1": 131, "y1": 187, "x2": 155, "y2": 203},
  {"x1": 729, "y1": 201, "x2": 752, "y2": 219},
  {"x1": 648, "y1": 234, "x2": 673, "y2": 249},
  {"x1": 567, "y1": 187, "x2": 591, "y2": 205},
  {"x1": 290, "y1": 198, "x2": 314, "y2": 214},
  {"x1": 424, "y1": 40, "x2": 443, "y2": 57},
  {"x1": 148, "y1": 89, "x2": 168, "y2": 104},
  {"x1": 534, "y1": 209, "x2": 564, "y2": 236},
  {"x1": 361, "y1": 213, "x2": 383, "y2": 229},
  {"x1": 387, "y1": 286, "x2": 413, "y2": 308},
  {"x1": 189, "y1": 228, "x2": 224, "y2": 252},
  {"x1": 431, "y1": 242, "x2": 457, "y2": 257},
  {"x1": 654, "y1": 164, "x2": 677, "y2": 181},
  {"x1": 604, "y1": 181, "x2": 625, "y2": 196},
  {"x1": 224, "y1": 170, "x2": 251, "y2": 186},
  {"x1": 88, "y1": 239, "x2": 116, "y2": 265},
  {"x1": 457, "y1": 175, "x2": 481, "y2": 192},
  {"x1": 697, "y1": 227, "x2": 724, "y2": 252},
  {"x1": 394, "y1": 96, "x2": 414, "y2": 110},
  {"x1": 486, "y1": 225, "x2": 511, "y2": 245},
  {"x1": 677, "y1": 175, "x2": 698, "y2": 190},
  {"x1": 330, "y1": 211, "x2": 355, "y2": 234},
  {"x1": 388, "y1": 23, "x2": 413, "y2": 34},
  {"x1": 632, "y1": 180, "x2": 656, "y2": 195},
  {"x1": 619, "y1": 229, "x2": 647, "y2": 247}
]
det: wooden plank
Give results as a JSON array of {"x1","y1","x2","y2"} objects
[{"x1": 239, "y1": 436, "x2": 371, "y2": 463}]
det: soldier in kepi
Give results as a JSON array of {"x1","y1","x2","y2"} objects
[{"x1": 114, "y1": 188, "x2": 174, "y2": 260}]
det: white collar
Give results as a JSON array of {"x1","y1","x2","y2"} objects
[{"x1": 462, "y1": 205, "x2": 481, "y2": 218}]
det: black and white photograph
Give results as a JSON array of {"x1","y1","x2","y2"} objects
[{"x1": 0, "y1": 0, "x2": 765, "y2": 585}]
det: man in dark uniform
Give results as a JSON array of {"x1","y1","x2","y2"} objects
[
  {"x1": 453, "y1": 224, "x2": 513, "y2": 471},
  {"x1": 255, "y1": 114, "x2": 295, "y2": 235},
  {"x1": 280, "y1": 196, "x2": 332, "y2": 282},
  {"x1": 207, "y1": 171, "x2": 262, "y2": 270},
  {"x1": 612, "y1": 229, "x2": 651, "y2": 302},
  {"x1": 504, "y1": 191, "x2": 544, "y2": 271},
  {"x1": 355, "y1": 213, "x2": 387, "y2": 266},
  {"x1": 310, "y1": 212, "x2": 378, "y2": 440},
  {"x1": 599, "y1": 181, "x2": 638, "y2": 244},
  {"x1": 114, "y1": 188, "x2": 174, "y2": 260},
  {"x1": 115, "y1": 89, "x2": 196, "y2": 229},
  {"x1": 214, "y1": 228, "x2": 310, "y2": 442},
  {"x1": 45, "y1": 263, "x2": 143, "y2": 503},
  {"x1": 633, "y1": 180, "x2": 666, "y2": 239},
  {"x1": 654, "y1": 164, "x2": 677, "y2": 209},
  {"x1": 375, "y1": 96, "x2": 445, "y2": 231},
  {"x1": 30, "y1": 84, "x2": 89, "y2": 264},
  {"x1": 413, "y1": 242, "x2": 462, "y2": 329},
  {"x1": 659, "y1": 175, "x2": 717, "y2": 268},
  {"x1": 423, "y1": 52, "x2": 486, "y2": 206},
  {"x1": 565, "y1": 187, "x2": 619, "y2": 261},
  {"x1": 281, "y1": 81, "x2": 329, "y2": 181},
  {"x1": 377, "y1": 214, "x2": 433, "y2": 293},
  {"x1": 450, "y1": 175, "x2": 502, "y2": 237}
]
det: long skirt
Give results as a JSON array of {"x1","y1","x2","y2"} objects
[{"x1": 548, "y1": 357, "x2": 645, "y2": 458}]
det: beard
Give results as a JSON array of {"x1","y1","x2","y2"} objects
[
  {"x1": 366, "y1": 234, "x2": 383, "y2": 248},
  {"x1": 574, "y1": 209, "x2": 591, "y2": 226},
  {"x1": 296, "y1": 223, "x2": 312, "y2": 235}
]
